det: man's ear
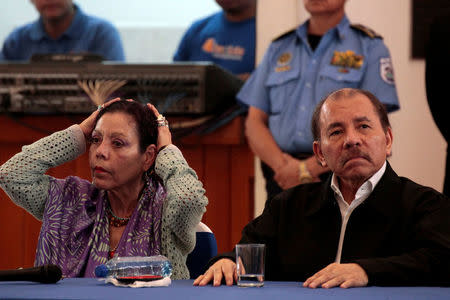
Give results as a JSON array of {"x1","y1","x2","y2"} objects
[
  {"x1": 143, "y1": 144, "x2": 157, "y2": 172},
  {"x1": 385, "y1": 127, "x2": 393, "y2": 157},
  {"x1": 313, "y1": 141, "x2": 327, "y2": 167}
]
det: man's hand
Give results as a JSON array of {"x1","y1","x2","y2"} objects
[
  {"x1": 193, "y1": 259, "x2": 237, "y2": 287},
  {"x1": 273, "y1": 154, "x2": 302, "y2": 189},
  {"x1": 303, "y1": 263, "x2": 368, "y2": 289}
]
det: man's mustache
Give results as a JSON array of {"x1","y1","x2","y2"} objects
[{"x1": 340, "y1": 149, "x2": 372, "y2": 165}]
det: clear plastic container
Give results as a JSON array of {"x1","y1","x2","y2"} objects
[{"x1": 95, "y1": 255, "x2": 172, "y2": 281}]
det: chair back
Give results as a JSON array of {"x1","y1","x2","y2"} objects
[{"x1": 186, "y1": 222, "x2": 218, "y2": 279}]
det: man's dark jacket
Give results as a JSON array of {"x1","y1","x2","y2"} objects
[{"x1": 211, "y1": 163, "x2": 450, "y2": 286}]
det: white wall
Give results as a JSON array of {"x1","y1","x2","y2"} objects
[{"x1": 253, "y1": 0, "x2": 447, "y2": 217}]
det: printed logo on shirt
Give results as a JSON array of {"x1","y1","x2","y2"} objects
[
  {"x1": 330, "y1": 50, "x2": 364, "y2": 73},
  {"x1": 380, "y1": 57, "x2": 395, "y2": 85},
  {"x1": 275, "y1": 52, "x2": 292, "y2": 72},
  {"x1": 202, "y1": 38, "x2": 245, "y2": 61}
]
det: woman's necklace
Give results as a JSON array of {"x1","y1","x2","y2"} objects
[
  {"x1": 107, "y1": 205, "x2": 131, "y2": 258},
  {"x1": 106, "y1": 185, "x2": 150, "y2": 258},
  {"x1": 109, "y1": 243, "x2": 119, "y2": 259},
  {"x1": 107, "y1": 205, "x2": 131, "y2": 227}
]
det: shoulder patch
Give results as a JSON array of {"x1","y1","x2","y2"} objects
[
  {"x1": 272, "y1": 27, "x2": 297, "y2": 42},
  {"x1": 350, "y1": 24, "x2": 383, "y2": 39}
]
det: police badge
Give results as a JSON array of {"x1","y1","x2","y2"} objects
[
  {"x1": 380, "y1": 57, "x2": 395, "y2": 85},
  {"x1": 330, "y1": 50, "x2": 364, "y2": 73},
  {"x1": 275, "y1": 52, "x2": 292, "y2": 72}
]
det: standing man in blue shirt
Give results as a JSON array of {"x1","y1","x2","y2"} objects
[
  {"x1": 0, "y1": 0, "x2": 125, "y2": 61},
  {"x1": 173, "y1": 0, "x2": 256, "y2": 81},
  {"x1": 238, "y1": 0, "x2": 400, "y2": 201}
]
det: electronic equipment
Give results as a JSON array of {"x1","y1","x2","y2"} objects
[{"x1": 0, "y1": 62, "x2": 243, "y2": 115}]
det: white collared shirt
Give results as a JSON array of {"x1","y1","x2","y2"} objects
[{"x1": 330, "y1": 161, "x2": 387, "y2": 263}]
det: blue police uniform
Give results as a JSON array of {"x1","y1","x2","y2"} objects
[
  {"x1": 237, "y1": 15, "x2": 399, "y2": 155},
  {"x1": 0, "y1": 4, "x2": 125, "y2": 61},
  {"x1": 173, "y1": 11, "x2": 256, "y2": 77}
]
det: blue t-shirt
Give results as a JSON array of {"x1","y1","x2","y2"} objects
[
  {"x1": 0, "y1": 4, "x2": 125, "y2": 61},
  {"x1": 173, "y1": 11, "x2": 255, "y2": 78},
  {"x1": 237, "y1": 15, "x2": 400, "y2": 154}
]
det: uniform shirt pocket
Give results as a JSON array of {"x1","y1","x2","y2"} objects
[
  {"x1": 265, "y1": 69, "x2": 301, "y2": 114},
  {"x1": 318, "y1": 65, "x2": 364, "y2": 97}
]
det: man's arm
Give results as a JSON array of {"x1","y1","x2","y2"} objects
[
  {"x1": 193, "y1": 194, "x2": 280, "y2": 286},
  {"x1": 245, "y1": 107, "x2": 328, "y2": 189},
  {"x1": 359, "y1": 39, "x2": 399, "y2": 113},
  {"x1": 245, "y1": 106, "x2": 286, "y2": 175}
]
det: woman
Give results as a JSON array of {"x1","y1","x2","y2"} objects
[{"x1": 0, "y1": 99, "x2": 208, "y2": 279}]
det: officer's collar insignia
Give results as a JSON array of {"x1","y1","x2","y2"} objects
[
  {"x1": 330, "y1": 50, "x2": 364, "y2": 73},
  {"x1": 275, "y1": 52, "x2": 292, "y2": 72}
]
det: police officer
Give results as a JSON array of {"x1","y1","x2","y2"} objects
[{"x1": 238, "y1": 0, "x2": 400, "y2": 201}]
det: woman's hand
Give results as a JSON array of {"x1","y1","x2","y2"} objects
[
  {"x1": 79, "y1": 97, "x2": 121, "y2": 141},
  {"x1": 147, "y1": 103, "x2": 172, "y2": 151}
]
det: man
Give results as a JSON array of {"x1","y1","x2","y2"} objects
[
  {"x1": 173, "y1": 0, "x2": 256, "y2": 81},
  {"x1": 0, "y1": 0, "x2": 125, "y2": 61},
  {"x1": 194, "y1": 88, "x2": 450, "y2": 288},
  {"x1": 239, "y1": 0, "x2": 399, "y2": 201}
]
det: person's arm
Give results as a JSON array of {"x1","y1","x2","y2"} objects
[
  {"x1": 173, "y1": 30, "x2": 190, "y2": 61},
  {"x1": 146, "y1": 104, "x2": 208, "y2": 278},
  {"x1": 156, "y1": 144, "x2": 208, "y2": 256},
  {"x1": 194, "y1": 195, "x2": 279, "y2": 286},
  {"x1": 245, "y1": 107, "x2": 328, "y2": 189},
  {"x1": 0, "y1": 98, "x2": 118, "y2": 219},
  {"x1": 354, "y1": 192, "x2": 450, "y2": 286},
  {"x1": 0, "y1": 125, "x2": 86, "y2": 219},
  {"x1": 359, "y1": 38, "x2": 399, "y2": 113},
  {"x1": 173, "y1": 22, "x2": 199, "y2": 62},
  {"x1": 245, "y1": 106, "x2": 286, "y2": 174},
  {"x1": 306, "y1": 189, "x2": 450, "y2": 288}
]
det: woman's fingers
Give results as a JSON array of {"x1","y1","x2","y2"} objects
[{"x1": 146, "y1": 103, "x2": 160, "y2": 117}]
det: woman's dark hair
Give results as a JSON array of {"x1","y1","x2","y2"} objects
[
  {"x1": 311, "y1": 88, "x2": 391, "y2": 141},
  {"x1": 94, "y1": 100, "x2": 158, "y2": 153}
]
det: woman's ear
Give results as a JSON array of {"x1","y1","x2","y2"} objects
[{"x1": 142, "y1": 144, "x2": 157, "y2": 172}]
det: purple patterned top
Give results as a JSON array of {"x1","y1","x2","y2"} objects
[{"x1": 35, "y1": 175, "x2": 166, "y2": 277}]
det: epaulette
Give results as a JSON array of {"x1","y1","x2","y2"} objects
[
  {"x1": 272, "y1": 27, "x2": 297, "y2": 42},
  {"x1": 350, "y1": 23, "x2": 383, "y2": 39}
]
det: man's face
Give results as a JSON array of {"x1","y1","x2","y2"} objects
[
  {"x1": 313, "y1": 94, "x2": 392, "y2": 183},
  {"x1": 31, "y1": 0, "x2": 73, "y2": 21},
  {"x1": 303, "y1": 0, "x2": 346, "y2": 16}
]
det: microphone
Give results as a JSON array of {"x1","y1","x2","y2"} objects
[{"x1": 0, "y1": 265, "x2": 62, "y2": 283}]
